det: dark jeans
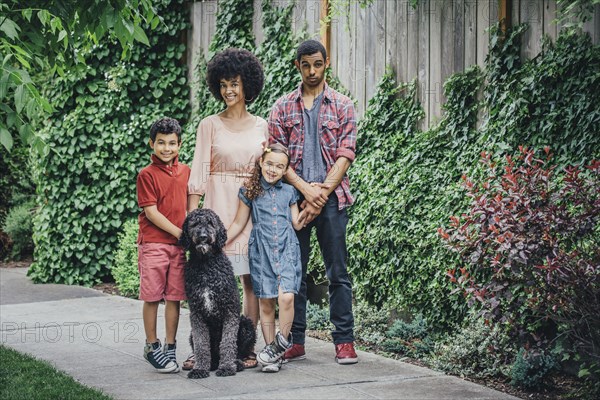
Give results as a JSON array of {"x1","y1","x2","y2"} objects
[{"x1": 292, "y1": 195, "x2": 354, "y2": 345}]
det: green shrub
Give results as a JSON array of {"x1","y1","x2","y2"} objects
[
  {"x1": 511, "y1": 348, "x2": 558, "y2": 389},
  {"x1": 428, "y1": 316, "x2": 515, "y2": 379},
  {"x1": 112, "y1": 219, "x2": 139, "y2": 298},
  {"x1": 353, "y1": 301, "x2": 389, "y2": 345},
  {"x1": 2, "y1": 198, "x2": 35, "y2": 260},
  {"x1": 382, "y1": 314, "x2": 434, "y2": 358},
  {"x1": 306, "y1": 301, "x2": 332, "y2": 331}
]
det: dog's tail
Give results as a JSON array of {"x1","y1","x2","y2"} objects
[{"x1": 236, "y1": 315, "x2": 256, "y2": 362}]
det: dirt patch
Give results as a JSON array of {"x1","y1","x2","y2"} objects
[
  {"x1": 0, "y1": 257, "x2": 33, "y2": 269},
  {"x1": 92, "y1": 282, "x2": 122, "y2": 296}
]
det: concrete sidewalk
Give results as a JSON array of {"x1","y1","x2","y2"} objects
[{"x1": 0, "y1": 267, "x2": 518, "y2": 400}]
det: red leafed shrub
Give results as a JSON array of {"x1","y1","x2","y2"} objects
[{"x1": 439, "y1": 147, "x2": 600, "y2": 361}]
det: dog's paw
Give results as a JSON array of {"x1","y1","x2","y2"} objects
[
  {"x1": 235, "y1": 359, "x2": 244, "y2": 372},
  {"x1": 188, "y1": 369, "x2": 209, "y2": 379},
  {"x1": 215, "y1": 367, "x2": 236, "y2": 377}
]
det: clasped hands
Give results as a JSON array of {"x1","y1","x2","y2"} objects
[{"x1": 297, "y1": 182, "x2": 330, "y2": 227}]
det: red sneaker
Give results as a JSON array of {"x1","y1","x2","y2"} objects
[
  {"x1": 283, "y1": 343, "x2": 306, "y2": 362},
  {"x1": 335, "y1": 342, "x2": 358, "y2": 364}
]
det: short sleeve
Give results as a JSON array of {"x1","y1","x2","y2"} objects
[
  {"x1": 238, "y1": 187, "x2": 252, "y2": 208},
  {"x1": 137, "y1": 170, "x2": 157, "y2": 208},
  {"x1": 288, "y1": 187, "x2": 300, "y2": 207}
]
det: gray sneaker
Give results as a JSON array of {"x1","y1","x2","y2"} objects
[
  {"x1": 143, "y1": 340, "x2": 179, "y2": 373},
  {"x1": 162, "y1": 341, "x2": 181, "y2": 373},
  {"x1": 257, "y1": 332, "x2": 291, "y2": 366},
  {"x1": 261, "y1": 358, "x2": 283, "y2": 373}
]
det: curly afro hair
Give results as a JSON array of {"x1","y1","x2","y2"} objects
[
  {"x1": 150, "y1": 117, "x2": 182, "y2": 142},
  {"x1": 206, "y1": 48, "x2": 264, "y2": 104}
]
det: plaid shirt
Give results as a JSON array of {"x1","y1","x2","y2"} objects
[{"x1": 268, "y1": 82, "x2": 357, "y2": 209}]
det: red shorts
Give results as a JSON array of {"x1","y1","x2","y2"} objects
[{"x1": 138, "y1": 243, "x2": 187, "y2": 302}]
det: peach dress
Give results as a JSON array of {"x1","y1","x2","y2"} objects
[{"x1": 188, "y1": 114, "x2": 269, "y2": 275}]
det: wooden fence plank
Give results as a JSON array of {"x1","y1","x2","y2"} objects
[
  {"x1": 374, "y1": 0, "x2": 386, "y2": 87},
  {"x1": 396, "y1": 0, "x2": 408, "y2": 84},
  {"x1": 292, "y1": 0, "x2": 305, "y2": 36},
  {"x1": 365, "y1": 2, "x2": 376, "y2": 101},
  {"x1": 476, "y1": 0, "x2": 489, "y2": 68},
  {"x1": 582, "y1": 4, "x2": 600, "y2": 43},
  {"x1": 407, "y1": 0, "x2": 420, "y2": 82},
  {"x1": 307, "y1": 0, "x2": 321, "y2": 38},
  {"x1": 385, "y1": 0, "x2": 398, "y2": 79},
  {"x1": 418, "y1": 1, "x2": 430, "y2": 127},
  {"x1": 441, "y1": 0, "x2": 455, "y2": 96},
  {"x1": 329, "y1": 2, "x2": 338, "y2": 72},
  {"x1": 348, "y1": 1, "x2": 357, "y2": 99},
  {"x1": 543, "y1": 0, "x2": 557, "y2": 42},
  {"x1": 521, "y1": 0, "x2": 543, "y2": 60},
  {"x1": 430, "y1": 0, "x2": 443, "y2": 123},
  {"x1": 464, "y1": 0, "x2": 477, "y2": 67},
  {"x1": 355, "y1": 1, "x2": 367, "y2": 116},
  {"x1": 454, "y1": 0, "x2": 465, "y2": 72},
  {"x1": 512, "y1": 0, "x2": 521, "y2": 25}
]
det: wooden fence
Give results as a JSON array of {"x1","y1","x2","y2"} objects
[{"x1": 187, "y1": 0, "x2": 600, "y2": 126}]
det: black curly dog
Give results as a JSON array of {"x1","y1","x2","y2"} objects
[{"x1": 179, "y1": 208, "x2": 256, "y2": 379}]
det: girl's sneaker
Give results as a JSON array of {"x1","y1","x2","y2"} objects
[
  {"x1": 261, "y1": 358, "x2": 283, "y2": 373},
  {"x1": 257, "y1": 332, "x2": 291, "y2": 365},
  {"x1": 162, "y1": 341, "x2": 181, "y2": 372},
  {"x1": 143, "y1": 340, "x2": 179, "y2": 373}
]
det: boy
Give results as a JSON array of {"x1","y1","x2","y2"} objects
[{"x1": 136, "y1": 117, "x2": 190, "y2": 373}]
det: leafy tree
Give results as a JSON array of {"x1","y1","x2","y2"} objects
[{"x1": 0, "y1": 0, "x2": 157, "y2": 152}]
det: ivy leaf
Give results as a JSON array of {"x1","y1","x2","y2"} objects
[
  {"x1": 0, "y1": 126, "x2": 13, "y2": 150},
  {"x1": 58, "y1": 30, "x2": 67, "y2": 43}
]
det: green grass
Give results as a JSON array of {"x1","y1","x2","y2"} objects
[{"x1": 0, "y1": 345, "x2": 113, "y2": 400}]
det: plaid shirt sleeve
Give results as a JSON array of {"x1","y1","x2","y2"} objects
[
  {"x1": 268, "y1": 98, "x2": 289, "y2": 148},
  {"x1": 335, "y1": 96, "x2": 357, "y2": 163}
]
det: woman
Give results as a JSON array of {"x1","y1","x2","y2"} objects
[{"x1": 186, "y1": 48, "x2": 267, "y2": 369}]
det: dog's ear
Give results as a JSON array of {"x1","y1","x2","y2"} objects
[
  {"x1": 214, "y1": 212, "x2": 227, "y2": 249},
  {"x1": 179, "y1": 214, "x2": 191, "y2": 250}
]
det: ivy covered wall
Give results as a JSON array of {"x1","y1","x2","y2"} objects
[{"x1": 29, "y1": 0, "x2": 189, "y2": 285}]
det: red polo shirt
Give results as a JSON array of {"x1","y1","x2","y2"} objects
[{"x1": 137, "y1": 154, "x2": 191, "y2": 244}]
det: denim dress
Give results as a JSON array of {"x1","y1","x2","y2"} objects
[{"x1": 239, "y1": 178, "x2": 302, "y2": 298}]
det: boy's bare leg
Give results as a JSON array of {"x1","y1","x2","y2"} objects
[
  {"x1": 164, "y1": 300, "x2": 181, "y2": 344},
  {"x1": 278, "y1": 287, "x2": 294, "y2": 339},
  {"x1": 143, "y1": 301, "x2": 160, "y2": 343},
  {"x1": 259, "y1": 298, "x2": 276, "y2": 345}
]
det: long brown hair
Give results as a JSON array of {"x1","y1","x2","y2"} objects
[{"x1": 243, "y1": 143, "x2": 290, "y2": 201}]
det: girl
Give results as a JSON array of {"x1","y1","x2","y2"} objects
[{"x1": 227, "y1": 143, "x2": 303, "y2": 373}]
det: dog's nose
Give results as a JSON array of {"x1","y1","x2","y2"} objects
[{"x1": 197, "y1": 234, "x2": 208, "y2": 242}]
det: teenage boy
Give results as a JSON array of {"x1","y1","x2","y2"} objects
[
  {"x1": 268, "y1": 39, "x2": 358, "y2": 365},
  {"x1": 136, "y1": 117, "x2": 190, "y2": 373}
]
